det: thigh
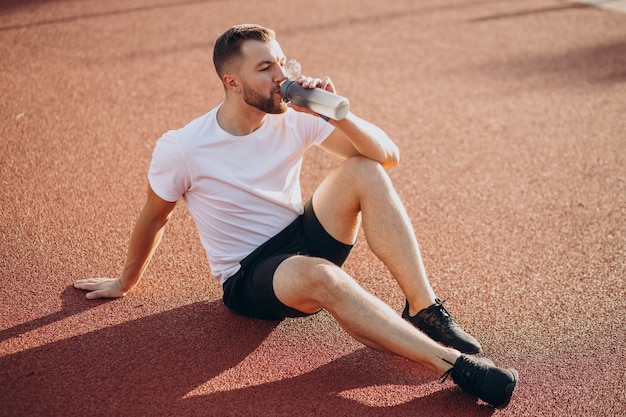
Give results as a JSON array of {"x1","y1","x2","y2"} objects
[{"x1": 311, "y1": 157, "x2": 383, "y2": 245}]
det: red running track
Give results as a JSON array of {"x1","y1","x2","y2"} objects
[{"x1": 1, "y1": 0, "x2": 625, "y2": 416}]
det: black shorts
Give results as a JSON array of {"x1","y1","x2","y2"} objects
[{"x1": 222, "y1": 199, "x2": 354, "y2": 320}]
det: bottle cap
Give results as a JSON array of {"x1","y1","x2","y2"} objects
[{"x1": 285, "y1": 59, "x2": 301, "y2": 80}]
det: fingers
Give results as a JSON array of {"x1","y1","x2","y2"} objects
[
  {"x1": 73, "y1": 278, "x2": 125, "y2": 299},
  {"x1": 298, "y1": 76, "x2": 321, "y2": 88},
  {"x1": 85, "y1": 289, "x2": 106, "y2": 300},
  {"x1": 298, "y1": 75, "x2": 335, "y2": 93},
  {"x1": 320, "y1": 76, "x2": 334, "y2": 92},
  {"x1": 73, "y1": 278, "x2": 108, "y2": 291},
  {"x1": 73, "y1": 278, "x2": 105, "y2": 300}
]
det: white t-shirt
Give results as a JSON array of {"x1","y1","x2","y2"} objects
[{"x1": 148, "y1": 106, "x2": 335, "y2": 284}]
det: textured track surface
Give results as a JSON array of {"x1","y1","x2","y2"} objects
[{"x1": 1, "y1": 1, "x2": 625, "y2": 416}]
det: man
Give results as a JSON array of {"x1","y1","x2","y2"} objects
[{"x1": 75, "y1": 24, "x2": 517, "y2": 408}]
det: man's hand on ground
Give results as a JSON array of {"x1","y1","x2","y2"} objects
[{"x1": 74, "y1": 277, "x2": 127, "y2": 299}]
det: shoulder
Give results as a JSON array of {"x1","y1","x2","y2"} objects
[
  {"x1": 154, "y1": 107, "x2": 220, "y2": 150},
  {"x1": 173, "y1": 108, "x2": 219, "y2": 140}
]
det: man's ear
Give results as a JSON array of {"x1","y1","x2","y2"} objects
[{"x1": 223, "y1": 75, "x2": 241, "y2": 93}]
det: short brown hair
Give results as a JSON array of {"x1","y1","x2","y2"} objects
[{"x1": 213, "y1": 24, "x2": 276, "y2": 78}]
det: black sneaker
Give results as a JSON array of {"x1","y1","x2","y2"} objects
[
  {"x1": 440, "y1": 354, "x2": 518, "y2": 408},
  {"x1": 402, "y1": 299, "x2": 483, "y2": 354}
]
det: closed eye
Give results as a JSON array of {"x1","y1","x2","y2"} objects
[{"x1": 258, "y1": 58, "x2": 286, "y2": 72}]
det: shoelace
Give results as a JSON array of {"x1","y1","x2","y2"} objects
[
  {"x1": 435, "y1": 298, "x2": 452, "y2": 318},
  {"x1": 438, "y1": 356, "x2": 456, "y2": 384},
  {"x1": 438, "y1": 355, "x2": 490, "y2": 389}
]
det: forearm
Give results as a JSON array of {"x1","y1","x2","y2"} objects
[
  {"x1": 331, "y1": 112, "x2": 400, "y2": 169},
  {"x1": 118, "y1": 222, "x2": 165, "y2": 293},
  {"x1": 118, "y1": 203, "x2": 171, "y2": 293},
  {"x1": 74, "y1": 186, "x2": 175, "y2": 300}
]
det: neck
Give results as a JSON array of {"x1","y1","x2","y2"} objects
[{"x1": 217, "y1": 99, "x2": 266, "y2": 136}]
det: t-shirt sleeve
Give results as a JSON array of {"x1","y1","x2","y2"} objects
[
  {"x1": 311, "y1": 115, "x2": 335, "y2": 146},
  {"x1": 291, "y1": 110, "x2": 335, "y2": 147},
  {"x1": 148, "y1": 131, "x2": 191, "y2": 202}
]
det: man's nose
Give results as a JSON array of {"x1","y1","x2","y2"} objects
[{"x1": 276, "y1": 65, "x2": 287, "y2": 83}]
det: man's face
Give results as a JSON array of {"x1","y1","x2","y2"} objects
[{"x1": 238, "y1": 39, "x2": 288, "y2": 114}]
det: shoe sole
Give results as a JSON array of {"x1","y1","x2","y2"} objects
[{"x1": 495, "y1": 369, "x2": 518, "y2": 409}]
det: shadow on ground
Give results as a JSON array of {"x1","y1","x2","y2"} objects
[{"x1": 1, "y1": 299, "x2": 495, "y2": 417}]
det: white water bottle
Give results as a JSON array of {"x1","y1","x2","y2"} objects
[{"x1": 281, "y1": 59, "x2": 350, "y2": 121}]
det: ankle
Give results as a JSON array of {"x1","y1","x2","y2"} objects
[
  {"x1": 406, "y1": 297, "x2": 436, "y2": 316},
  {"x1": 435, "y1": 349, "x2": 462, "y2": 373}
]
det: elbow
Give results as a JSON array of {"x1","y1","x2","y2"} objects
[{"x1": 382, "y1": 144, "x2": 400, "y2": 170}]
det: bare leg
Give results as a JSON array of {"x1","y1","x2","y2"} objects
[
  {"x1": 273, "y1": 255, "x2": 460, "y2": 373},
  {"x1": 312, "y1": 156, "x2": 436, "y2": 315},
  {"x1": 272, "y1": 255, "x2": 515, "y2": 408}
]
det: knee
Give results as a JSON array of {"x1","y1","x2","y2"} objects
[
  {"x1": 306, "y1": 262, "x2": 355, "y2": 304},
  {"x1": 342, "y1": 155, "x2": 384, "y2": 171},
  {"x1": 339, "y1": 156, "x2": 391, "y2": 190},
  {"x1": 342, "y1": 155, "x2": 388, "y2": 179}
]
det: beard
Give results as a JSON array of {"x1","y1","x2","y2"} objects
[{"x1": 242, "y1": 81, "x2": 287, "y2": 114}]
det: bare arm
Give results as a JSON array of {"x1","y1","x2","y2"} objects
[
  {"x1": 296, "y1": 76, "x2": 400, "y2": 169},
  {"x1": 321, "y1": 113, "x2": 400, "y2": 170},
  {"x1": 74, "y1": 185, "x2": 177, "y2": 299}
]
